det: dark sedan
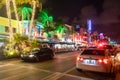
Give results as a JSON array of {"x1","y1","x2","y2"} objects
[{"x1": 21, "y1": 47, "x2": 55, "y2": 62}]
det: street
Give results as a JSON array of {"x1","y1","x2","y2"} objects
[{"x1": 0, "y1": 52, "x2": 116, "y2": 80}]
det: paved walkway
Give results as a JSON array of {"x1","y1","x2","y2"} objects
[{"x1": 0, "y1": 53, "x2": 5, "y2": 60}]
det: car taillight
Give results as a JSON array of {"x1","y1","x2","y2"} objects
[
  {"x1": 98, "y1": 59, "x2": 102, "y2": 63},
  {"x1": 98, "y1": 43, "x2": 103, "y2": 47},
  {"x1": 98, "y1": 58, "x2": 108, "y2": 64},
  {"x1": 77, "y1": 57, "x2": 83, "y2": 61},
  {"x1": 103, "y1": 59, "x2": 108, "y2": 64}
]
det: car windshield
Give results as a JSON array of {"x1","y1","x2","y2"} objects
[{"x1": 81, "y1": 49, "x2": 105, "y2": 56}]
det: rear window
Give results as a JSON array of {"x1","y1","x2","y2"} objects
[
  {"x1": 81, "y1": 49, "x2": 105, "y2": 56},
  {"x1": 104, "y1": 45, "x2": 113, "y2": 49}
]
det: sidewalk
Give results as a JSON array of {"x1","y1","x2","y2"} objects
[
  {"x1": 0, "y1": 52, "x2": 19, "y2": 61},
  {"x1": 0, "y1": 53, "x2": 6, "y2": 60}
]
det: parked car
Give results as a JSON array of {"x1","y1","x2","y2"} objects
[
  {"x1": 76, "y1": 46, "x2": 87, "y2": 51},
  {"x1": 21, "y1": 47, "x2": 55, "y2": 62},
  {"x1": 98, "y1": 44, "x2": 116, "y2": 55},
  {"x1": 116, "y1": 45, "x2": 120, "y2": 52},
  {"x1": 76, "y1": 48, "x2": 115, "y2": 73}
]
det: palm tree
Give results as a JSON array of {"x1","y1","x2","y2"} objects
[
  {"x1": 13, "y1": 33, "x2": 29, "y2": 54},
  {"x1": 16, "y1": 0, "x2": 42, "y2": 39},
  {"x1": 38, "y1": 10, "x2": 55, "y2": 38},
  {"x1": 0, "y1": 0, "x2": 14, "y2": 56},
  {"x1": 6, "y1": 0, "x2": 13, "y2": 49},
  {"x1": 38, "y1": 10, "x2": 53, "y2": 26},
  {"x1": 17, "y1": 6, "x2": 32, "y2": 20},
  {"x1": 55, "y1": 24, "x2": 68, "y2": 40},
  {"x1": 17, "y1": 6, "x2": 32, "y2": 35}
]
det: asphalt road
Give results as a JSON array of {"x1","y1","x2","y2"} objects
[{"x1": 0, "y1": 51, "x2": 117, "y2": 80}]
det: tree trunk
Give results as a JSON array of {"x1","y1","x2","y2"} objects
[
  {"x1": 28, "y1": 0, "x2": 36, "y2": 40},
  {"x1": 6, "y1": 0, "x2": 13, "y2": 44},
  {"x1": 12, "y1": 0, "x2": 20, "y2": 34}
]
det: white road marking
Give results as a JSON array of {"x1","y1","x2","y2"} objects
[
  {"x1": 40, "y1": 67, "x2": 93, "y2": 80},
  {"x1": 0, "y1": 56, "x2": 93, "y2": 80},
  {"x1": 4, "y1": 63, "x2": 93, "y2": 80},
  {"x1": 41, "y1": 72, "x2": 61, "y2": 80}
]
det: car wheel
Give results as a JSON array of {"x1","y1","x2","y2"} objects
[
  {"x1": 49, "y1": 54, "x2": 54, "y2": 59},
  {"x1": 109, "y1": 64, "x2": 116, "y2": 78},
  {"x1": 76, "y1": 68, "x2": 82, "y2": 72},
  {"x1": 35, "y1": 56, "x2": 39, "y2": 62}
]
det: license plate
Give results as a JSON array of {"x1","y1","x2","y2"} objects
[
  {"x1": 84, "y1": 59, "x2": 95, "y2": 64},
  {"x1": 89, "y1": 60, "x2": 95, "y2": 64}
]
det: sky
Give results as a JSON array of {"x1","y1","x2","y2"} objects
[
  {"x1": 43, "y1": 0, "x2": 104, "y2": 21},
  {"x1": 43, "y1": 0, "x2": 120, "y2": 42},
  {"x1": 0, "y1": 0, "x2": 119, "y2": 42}
]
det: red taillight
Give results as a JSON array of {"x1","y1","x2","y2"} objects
[
  {"x1": 98, "y1": 59, "x2": 102, "y2": 63},
  {"x1": 99, "y1": 43, "x2": 103, "y2": 47},
  {"x1": 103, "y1": 59, "x2": 108, "y2": 64},
  {"x1": 77, "y1": 57, "x2": 83, "y2": 61},
  {"x1": 98, "y1": 58, "x2": 108, "y2": 64}
]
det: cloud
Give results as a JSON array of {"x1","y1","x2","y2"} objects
[{"x1": 80, "y1": 0, "x2": 120, "y2": 24}]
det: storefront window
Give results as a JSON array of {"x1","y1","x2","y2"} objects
[
  {"x1": 5, "y1": 26, "x2": 9, "y2": 32},
  {"x1": 13, "y1": 28, "x2": 16, "y2": 33}
]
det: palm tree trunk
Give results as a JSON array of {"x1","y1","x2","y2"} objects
[
  {"x1": 28, "y1": 0, "x2": 36, "y2": 40},
  {"x1": 21, "y1": 12, "x2": 23, "y2": 35},
  {"x1": 12, "y1": 0, "x2": 20, "y2": 34},
  {"x1": 6, "y1": 0, "x2": 13, "y2": 49},
  {"x1": 33, "y1": 26, "x2": 36, "y2": 40}
]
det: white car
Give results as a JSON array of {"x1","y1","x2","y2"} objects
[{"x1": 76, "y1": 48, "x2": 115, "y2": 73}]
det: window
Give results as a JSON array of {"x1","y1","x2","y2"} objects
[
  {"x1": 81, "y1": 49, "x2": 105, "y2": 56},
  {"x1": 5, "y1": 27, "x2": 16, "y2": 33},
  {"x1": 5, "y1": 26, "x2": 9, "y2": 32},
  {"x1": 13, "y1": 28, "x2": 16, "y2": 33}
]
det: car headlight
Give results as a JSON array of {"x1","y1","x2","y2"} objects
[
  {"x1": 29, "y1": 54, "x2": 34, "y2": 57},
  {"x1": 21, "y1": 54, "x2": 23, "y2": 57}
]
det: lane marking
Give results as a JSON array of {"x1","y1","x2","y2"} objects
[
  {"x1": 0, "y1": 55, "x2": 93, "y2": 80},
  {"x1": 5, "y1": 63, "x2": 93, "y2": 80},
  {"x1": 41, "y1": 72, "x2": 61, "y2": 80}
]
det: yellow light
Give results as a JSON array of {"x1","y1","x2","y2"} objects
[{"x1": 9, "y1": 51, "x2": 14, "y2": 55}]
